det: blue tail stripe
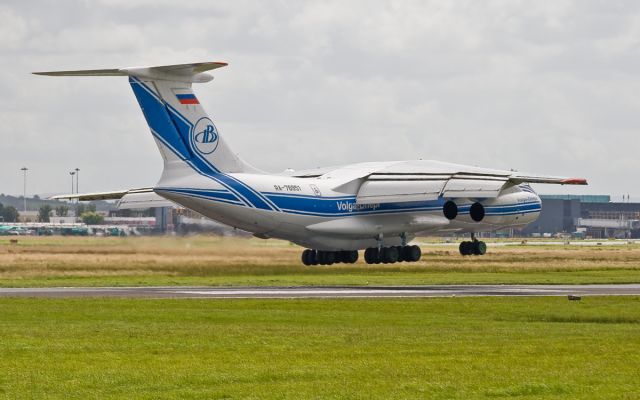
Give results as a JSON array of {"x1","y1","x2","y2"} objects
[
  {"x1": 130, "y1": 77, "x2": 277, "y2": 211},
  {"x1": 165, "y1": 105, "x2": 194, "y2": 159},
  {"x1": 129, "y1": 78, "x2": 191, "y2": 157}
]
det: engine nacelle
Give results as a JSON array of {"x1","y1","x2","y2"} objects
[
  {"x1": 443, "y1": 200, "x2": 458, "y2": 220},
  {"x1": 469, "y1": 202, "x2": 485, "y2": 222}
]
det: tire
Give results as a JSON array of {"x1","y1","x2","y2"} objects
[
  {"x1": 382, "y1": 247, "x2": 399, "y2": 264},
  {"x1": 364, "y1": 248, "x2": 373, "y2": 264},
  {"x1": 344, "y1": 250, "x2": 358, "y2": 264},
  {"x1": 459, "y1": 241, "x2": 472, "y2": 256},
  {"x1": 407, "y1": 245, "x2": 421, "y2": 262},
  {"x1": 325, "y1": 251, "x2": 335, "y2": 265},
  {"x1": 395, "y1": 246, "x2": 405, "y2": 262},
  {"x1": 301, "y1": 249, "x2": 311, "y2": 266},
  {"x1": 367, "y1": 248, "x2": 381, "y2": 264},
  {"x1": 317, "y1": 251, "x2": 326, "y2": 265},
  {"x1": 309, "y1": 250, "x2": 318, "y2": 265},
  {"x1": 472, "y1": 240, "x2": 487, "y2": 256},
  {"x1": 334, "y1": 251, "x2": 343, "y2": 263}
]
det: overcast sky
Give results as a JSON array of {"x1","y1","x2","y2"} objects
[{"x1": 1, "y1": 0, "x2": 638, "y2": 198}]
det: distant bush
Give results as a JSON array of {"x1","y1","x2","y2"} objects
[
  {"x1": 0, "y1": 203, "x2": 19, "y2": 222},
  {"x1": 81, "y1": 211, "x2": 104, "y2": 225},
  {"x1": 38, "y1": 205, "x2": 52, "y2": 222}
]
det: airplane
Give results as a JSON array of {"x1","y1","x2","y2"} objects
[{"x1": 35, "y1": 61, "x2": 587, "y2": 265}]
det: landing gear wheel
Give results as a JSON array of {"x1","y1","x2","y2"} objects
[
  {"x1": 459, "y1": 241, "x2": 473, "y2": 256},
  {"x1": 309, "y1": 250, "x2": 318, "y2": 265},
  {"x1": 364, "y1": 248, "x2": 380, "y2": 264},
  {"x1": 382, "y1": 246, "x2": 399, "y2": 264},
  {"x1": 472, "y1": 240, "x2": 487, "y2": 255},
  {"x1": 318, "y1": 251, "x2": 335, "y2": 265},
  {"x1": 405, "y1": 245, "x2": 421, "y2": 262},
  {"x1": 342, "y1": 250, "x2": 358, "y2": 264},
  {"x1": 459, "y1": 240, "x2": 486, "y2": 256},
  {"x1": 325, "y1": 251, "x2": 335, "y2": 265},
  {"x1": 302, "y1": 249, "x2": 312, "y2": 266}
]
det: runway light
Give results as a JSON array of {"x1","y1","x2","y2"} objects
[{"x1": 568, "y1": 295, "x2": 581, "y2": 301}]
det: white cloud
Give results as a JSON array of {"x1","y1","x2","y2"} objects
[
  {"x1": 0, "y1": 0, "x2": 638, "y2": 197},
  {"x1": 0, "y1": 6, "x2": 28, "y2": 50}
]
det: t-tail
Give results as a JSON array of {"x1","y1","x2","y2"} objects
[{"x1": 33, "y1": 62, "x2": 260, "y2": 181}]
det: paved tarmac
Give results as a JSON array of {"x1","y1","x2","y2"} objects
[{"x1": 1, "y1": 284, "x2": 639, "y2": 298}]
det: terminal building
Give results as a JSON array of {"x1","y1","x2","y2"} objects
[{"x1": 521, "y1": 195, "x2": 640, "y2": 238}]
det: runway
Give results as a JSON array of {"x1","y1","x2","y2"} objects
[{"x1": 1, "y1": 284, "x2": 640, "y2": 298}]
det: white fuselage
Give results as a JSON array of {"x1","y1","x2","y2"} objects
[
  {"x1": 35, "y1": 60, "x2": 582, "y2": 255},
  {"x1": 155, "y1": 164, "x2": 541, "y2": 251}
]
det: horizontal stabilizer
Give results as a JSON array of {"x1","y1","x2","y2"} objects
[
  {"x1": 50, "y1": 190, "x2": 131, "y2": 201},
  {"x1": 33, "y1": 61, "x2": 228, "y2": 83},
  {"x1": 50, "y1": 188, "x2": 178, "y2": 209}
]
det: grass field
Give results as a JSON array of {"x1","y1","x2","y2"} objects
[
  {"x1": 0, "y1": 296, "x2": 638, "y2": 399},
  {"x1": 2, "y1": 237, "x2": 639, "y2": 399},
  {"x1": 1, "y1": 236, "x2": 640, "y2": 287}
]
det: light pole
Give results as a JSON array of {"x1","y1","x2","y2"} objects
[
  {"x1": 75, "y1": 168, "x2": 80, "y2": 194},
  {"x1": 20, "y1": 167, "x2": 28, "y2": 213},
  {"x1": 69, "y1": 171, "x2": 75, "y2": 195}
]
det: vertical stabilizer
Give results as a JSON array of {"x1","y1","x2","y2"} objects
[{"x1": 34, "y1": 62, "x2": 260, "y2": 177}]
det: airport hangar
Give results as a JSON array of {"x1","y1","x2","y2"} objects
[{"x1": 521, "y1": 195, "x2": 640, "y2": 239}]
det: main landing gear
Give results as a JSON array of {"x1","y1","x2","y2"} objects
[
  {"x1": 301, "y1": 249, "x2": 359, "y2": 266},
  {"x1": 364, "y1": 245, "x2": 421, "y2": 264},
  {"x1": 301, "y1": 246, "x2": 422, "y2": 266},
  {"x1": 301, "y1": 233, "x2": 422, "y2": 266},
  {"x1": 363, "y1": 233, "x2": 421, "y2": 264},
  {"x1": 459, "y1": 233, "x2": 487, "y2": 256}
]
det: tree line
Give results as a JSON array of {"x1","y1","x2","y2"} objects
[
  {"x1": 0, "y1": 202, "x2": 19, "y2": 222},
  {"x1": 0, "y1": 202, "x2": 104, "y2": 224}
]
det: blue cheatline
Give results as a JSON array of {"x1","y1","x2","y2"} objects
[{"x1": 156, "y1": 187, "x2": 541, "y2": 218}]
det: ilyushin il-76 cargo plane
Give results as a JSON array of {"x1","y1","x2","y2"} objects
[{"x1": 36, "y1": 61, "x2": 587, "y2": 265}]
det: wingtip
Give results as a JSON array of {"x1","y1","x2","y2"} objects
[{"x1": 561, "y1": 178, "x2": 588, "y2": 185}]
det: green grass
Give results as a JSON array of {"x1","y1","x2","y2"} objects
[
  {"x1": 2, "y1": 236, "x2": 640, "y2": 287},
  {"x1": 1, "y1": 268, "x2": 640, "y2": 288},
  {"x1": 0, "y1": 297, "x2": 639, "y2": 399}
]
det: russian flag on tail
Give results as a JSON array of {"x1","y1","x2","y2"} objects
[{"x1": 176, "y1": 93, "x2": 199, "y2": 105}]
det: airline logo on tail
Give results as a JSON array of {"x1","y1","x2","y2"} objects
[{"x1": 192, "y1": 117, "x2": 219, "y2": 154}]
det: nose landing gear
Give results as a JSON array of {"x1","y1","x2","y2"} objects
[{"x1": 459, "y1": 233, "x2": 487, "y2": 256}]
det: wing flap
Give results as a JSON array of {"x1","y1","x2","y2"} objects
[
  {"x1": 356, "y1": 180, "x2": 446, "y2": 204},
  {"x1": 441, "y1": 178, "x2": 508, "y2": 198}
]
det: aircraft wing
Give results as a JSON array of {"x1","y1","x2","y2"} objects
[
  {"x1": 506, "y1": 173, "x2": 588, "y2": 185},
  {"x1": 330, "y1": 160, "x2": 588, "y2": 204},
  {"x1": 50, "y1": 188, "x2": 179, "y2": 209}
]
